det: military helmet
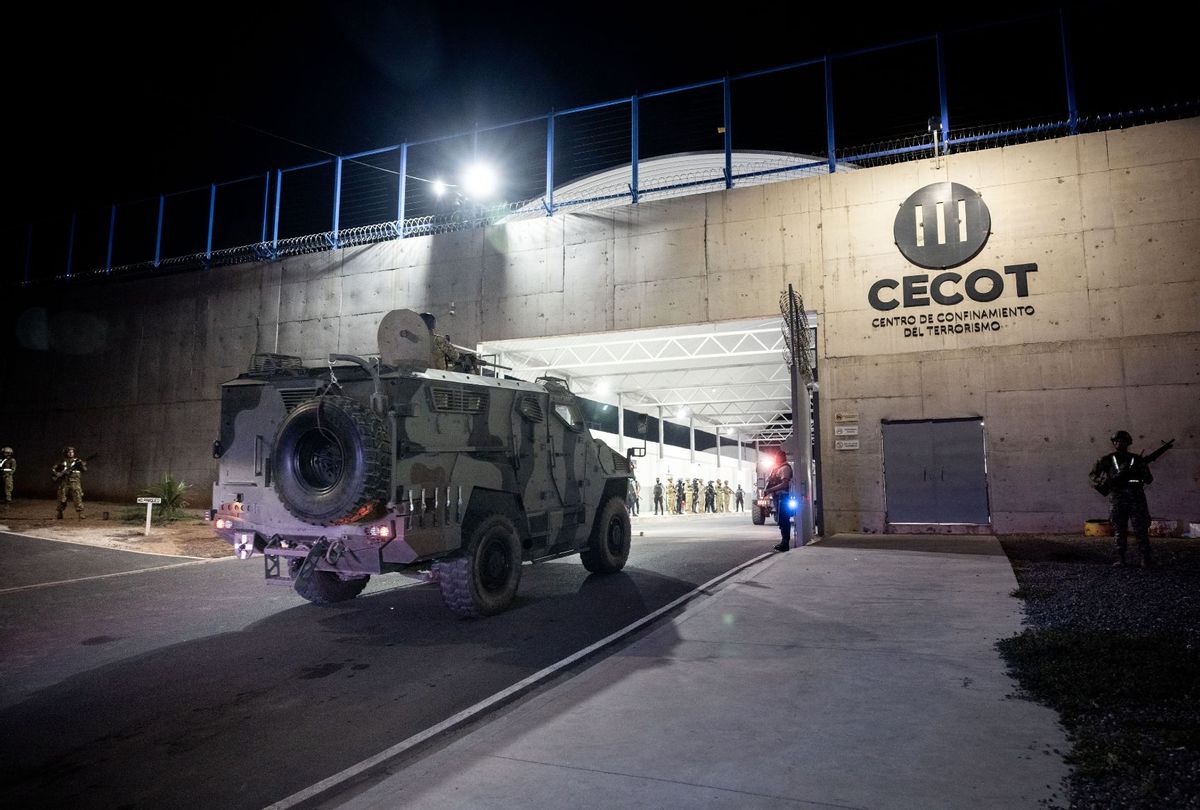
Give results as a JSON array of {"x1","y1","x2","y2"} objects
[
  {"x1": 1, "y1": 446, "x2": 12, "y2": 454},
  {"x1": 1110, "y1": 430, "x2": 1133, "y2": 444},
  {"x1": 419, "y1": 312, "x2": 436, "y2": 331},
  {"x1": 63, "y1": 445, "x2": 76, "y2": 454}
]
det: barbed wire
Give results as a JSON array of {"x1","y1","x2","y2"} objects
[
  {"x1": 16, "y1": 102, "x2": 1197, "y2": 288},
  {"x1": 779, "y1": 287, "x2": 814, "y2": 383}
]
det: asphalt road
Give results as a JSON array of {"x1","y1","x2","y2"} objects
[{"x1": 0, "y1": 513, "x2": 780, "y2": 809}]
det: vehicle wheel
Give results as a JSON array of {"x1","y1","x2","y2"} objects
[
  {"x1": 581, "y1": 497, "x2": 631, "y2": 574},
  {"x1": 294, "y1": 571, "x2": 370, "y2": 604},
  {"x1": 435, "y1": 515, "x2": 522, "y2": 618},
  {"x1": 272, "y1": 395, "x2": 389, "y2": 525},
  {"x1": 751, "y1": 502, "x2": 765, "y2": 525}
]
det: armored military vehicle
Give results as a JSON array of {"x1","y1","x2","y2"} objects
[
  {"x1": 750, "y1": 487, "x2": 776, "y2": 525},
  {"x1": 210, "y1": 310, "x2": 634, "y2": 617},
  {"x1": 751, "y1": 450, "x2": 788, "y2": 526}
]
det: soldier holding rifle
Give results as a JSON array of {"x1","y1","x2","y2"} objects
[
  {"x1": 1, "y1": 446, "x2": 15, "y2": 506},
  {"x1": 1089, "y1": 430, "x2": 1174, "y2": 567},
  {"x1": 53, "y1": 446, "x2": 88, "y2": 519}
]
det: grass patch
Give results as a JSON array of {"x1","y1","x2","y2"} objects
[
  {"x1": 998, "y1": 629, "x2": 1200, "y2": 713},
  {"x1": 999, "y1": 628, "x2": 1200, "y2": 799},
  {"x1": 120, "y1": 475, "x2": 192, "y2": 524},
  {"x1": 999, "y1": 536, "x2": 1200, "y2": 807}
]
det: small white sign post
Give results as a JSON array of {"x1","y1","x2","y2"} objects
[{"x1": 137, "y1": 497, "x2": 162, "y2": 536}]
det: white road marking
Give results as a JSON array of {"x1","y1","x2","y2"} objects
[
  {"x1": 0, "y1": 557, "x2": 231, "y2": 595},
  {"x1": 265, "y1": 552, "x2": 775, "y2": 810},
  {"x1": 0, "y1": 528, "x2": 234, "y2": 594}
]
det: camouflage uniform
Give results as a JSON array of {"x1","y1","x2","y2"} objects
[
  {"x1": 1, "y1": 447, "x2": 14, "y2": 503},
  {"x1": 418, "y1": 312, "x2": 461, "y2": 372},
  {"x1": 431, "y1": 334, "x2": 461, "y2": 371},
  {"x1": 691, "y1": 479, "x2": 700, "y2": 513},
  {"x1": 54, "y1": 450, "x2": 87, "y2": 518}
]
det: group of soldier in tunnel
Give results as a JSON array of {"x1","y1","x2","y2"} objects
[{"x1": 647, "y1": 477, "x2": 744, "y2": 515}]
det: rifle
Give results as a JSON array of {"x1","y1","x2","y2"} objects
[
  {"x1": 1142, "y1": 438, "x2": 1175, "y2": 465},
  {"x1": 51, "y1": 453, "x2": 99, "y2": 482},
  {"x1": 1092, "y1": 439, "x2": 1173, "y2": 496}
]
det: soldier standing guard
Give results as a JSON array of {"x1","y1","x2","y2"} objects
[
  {"x1": 1089, "y1": 430, "x2": 1157, "y2": 567},
  {"x1": 1, "y1": 446, "x2": 15, "y2": 505},
  {"x1": 53, "y1": 446, "x2": 87, "y2": 519},
  {"x1": 764, "y1": 456, "x2": 795, "y2": 552},
  {"x1": 652, "y1": 478, "x2": 664, "y2": 514}
]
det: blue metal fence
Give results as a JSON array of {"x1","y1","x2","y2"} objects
[{"x1": 11, "y1": 9, "x2": 1196, "y2": 286}]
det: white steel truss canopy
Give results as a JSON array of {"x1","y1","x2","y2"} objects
[{"x1": 476, "y1": 317, "x2": 816, "y2": 443}]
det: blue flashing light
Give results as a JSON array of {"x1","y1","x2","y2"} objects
[{"x1": 787, "y1": 497, "x2": 799, "y2": 511}]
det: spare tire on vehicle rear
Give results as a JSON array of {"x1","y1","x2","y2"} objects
[{"x1": 272, "y1": 395, "x2": 389, "y2": 524}]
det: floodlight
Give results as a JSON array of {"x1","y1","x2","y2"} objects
[
  {"x1": 432, "y1": 179, "x2": 447, "y2": 197},
  {"x1": 462, "y1": 163, "x2": 498, "y2": 199}
]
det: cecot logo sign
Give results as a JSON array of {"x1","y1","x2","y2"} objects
[
  {"x1": 870, "y1": 182, "x2": 1036, "y2": 314},
  {"x1": 893, "y1": 182, "x2": 991, "y2": 269}
]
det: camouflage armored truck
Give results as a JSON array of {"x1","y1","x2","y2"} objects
[{"x1": 210, "y1": 309, "x2": 634, "y2": 618}]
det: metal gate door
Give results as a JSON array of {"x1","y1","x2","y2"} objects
[{"x1": 882, "y1": 418, "x2": 990, "y2": 525}]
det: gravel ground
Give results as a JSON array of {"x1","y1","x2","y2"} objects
[
  {"x1": 0, "y1": 498, "x2": 231, "y2": 557},
  {"x1": 999, "y1": 536, "x2": 1200, "y2": 809}
]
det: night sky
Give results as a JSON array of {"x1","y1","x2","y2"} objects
[{"x1": 6, "y1": 1, "x2": 1190, "y2": 221}]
